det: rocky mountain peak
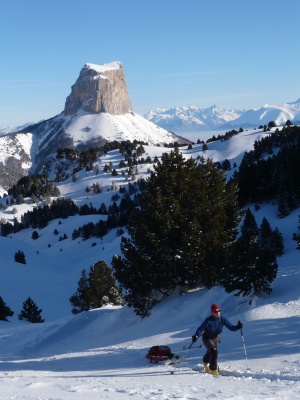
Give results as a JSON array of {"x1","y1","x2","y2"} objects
[{"x1": 64, "y1": 61, "x2": 133, "y2": 116}]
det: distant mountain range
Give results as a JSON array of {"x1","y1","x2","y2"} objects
[{"x1": 144, "y1": 99, "x2": 300, "y2": 133}]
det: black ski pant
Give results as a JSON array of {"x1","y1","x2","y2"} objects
[{"x1": 202, "y1": 335, "x2": 220, "y2": 371}]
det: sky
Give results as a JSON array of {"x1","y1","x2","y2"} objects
[
  {"x1": 0, "y1": 129, "x2": 300, "y2": 398},
  {"x1": 0, "y1": 0, "x2": 300, "y2": 128}
]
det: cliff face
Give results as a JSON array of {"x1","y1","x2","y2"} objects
[{"x1": 64, "y1": 62, "x2": 133, "y2": 116}]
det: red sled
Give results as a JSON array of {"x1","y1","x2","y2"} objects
[{"x1": 146, "y1": 345, "x2": 179, "y2": 365}]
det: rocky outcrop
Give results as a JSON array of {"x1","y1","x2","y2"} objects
[{"x1": 64, "y1": 62, "x2": 133, "y2": 116}]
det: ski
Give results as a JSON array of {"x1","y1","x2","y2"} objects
[
  {"x1": 192, "y1": 365, "x2": 224, "y2": 376},
  {"x1": 192, "y1": 368, "x2": 223, "y2": 376},
  {"x1": 170, "y1": 366, "x2": 224, "y2": 376},
  {"x1": 192, "y1": 366, "x2": 253, "y2": 377}
]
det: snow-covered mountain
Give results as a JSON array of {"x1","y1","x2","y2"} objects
[
  {"x1": 0, "y1": 62, "x2": 190, "y2": 195},
  {"x1": 144, "y1": 100, "x2": 300, "y2": 133},
  {"x1": 0, "y1": 127, "x2": 300, "y2": 398},
  {"x1": 144, "y1": 104, "x2": 244, "y2": 132},
  {"x1": 223, "y1": 99, "x2": 300, "y2": 129}
]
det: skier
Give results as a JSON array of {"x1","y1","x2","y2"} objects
[{"x1": 192, "y1": 304, "x2": 243, "y2": 375}]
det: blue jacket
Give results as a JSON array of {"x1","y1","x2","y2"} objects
[{"x1": 195, "y1": 315, "x2": 239, "y2": 339}]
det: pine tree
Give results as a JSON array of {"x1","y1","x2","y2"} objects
[
  {"x1": 220, "y1": 211, "x2": 278, "y2": 304},
  {"x1": 270, "y1": 227, "x2": 284, "y2": 256},
  {"x1": 259, "y1": 217, "x2": 284, "y2": 256},
  {"x1": 0, "y1": 296, "x2": 14, "y2": 321},
  {"x1": 277, "y1": 189, "x2": 292, "y2": 218},
  {"x1": 14, "y1": 250, "x2": 26, "y2": 264},
  {"x1": 241, "y1": 208, "x2": 258, "y2": 239},
  {"x1": 250, "y1": 249, "x2": 278, "y2": 303},
  {"x1": 18, "y1": 297, "x2": 44, "y2": 323},
  {"x1": 31, "y1": 230, "x2": 39, "y2": 240},
  {"x1": 112, "y1": 150, "x2": 241, "y2": 317},
  {"x1": 69, "y1": 269, "x2": 90, "y2": 314},
  {"x1": 258, "y1": 217, "x2": 273, "y2": 249},
  {"x1": 87, "y1": 260, "x2": 123, "y2": 308},
  {"x1": 70, "y1": 262, "x2": 123, "y2": 314},
  {"x1": 222, "y1": 159, "x2": 231, "y2": 171}
]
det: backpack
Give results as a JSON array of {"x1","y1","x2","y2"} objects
[{"x1": 145, "y1": 345, "x2": 174, "y2": 364}]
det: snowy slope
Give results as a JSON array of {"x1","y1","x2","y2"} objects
[
  {"x1": 0, "y1": 127, "x2": 300, "y2": 399},
  {"x1": 63, "y1": 109, "x2": 181, "y2": 146},
  {"x1": 227, "y1": 103, "x2": 299, "y2": 128},
  {"x1": 0, "y1": 127, "x2": 286, "y2": 320},
  {"x1": 0, "y1": 131, "x2": 33, "y2": 167},
  {"x1": 0, "y1": 109, "x2": 189, "y2": 195}
]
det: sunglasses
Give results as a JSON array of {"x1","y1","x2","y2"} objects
[{"x1": 213, "y1": 310, "x2": 220, "y2": 313}]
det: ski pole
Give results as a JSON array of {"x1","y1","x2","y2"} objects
[
  {"x1": 239, "y1": 320, "x2": 250, "y2": 370},
  {"x1": 182, "y1": 343, "x2": 203, "y2": 350},
  {"x1": 170, "y1": 341, "x2": 194, "y2": 374},
  {"x1": 181, "y1": 341, "x2": 194, "y2": 360}
]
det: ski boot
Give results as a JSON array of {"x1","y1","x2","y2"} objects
[
  {"x1": 203, "y1": 363, "x2": 210, "y2": 372},
  {"x1": 209, "y1": 369, "x2": 219, "y2": 376}
]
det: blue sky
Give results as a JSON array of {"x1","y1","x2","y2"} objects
[{"x1": 1, "y1": 0, "x2": 299, "y2": 127}]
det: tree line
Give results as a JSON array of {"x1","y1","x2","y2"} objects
[
  {"x1": 0, "y1": 296, "x2": 44, "y2": 323},
  {"x1": 231, "y1": 125, "x2": 300, "y2": 217}
]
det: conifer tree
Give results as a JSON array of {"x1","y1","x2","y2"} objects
[
  {"x1": 258, "y1": 217, "x2": 273, "y2": 250},
  {"x1": 270, "y1": 227, "x2": 284, "y2": 256},
  {"x1": 87, "y1": 261, "x2": 123, "y2": 308},
  {"x1": 259, "y1": 217, "x2": 284, "y2": 256},
  {"x1": 69, "y1": 269, "x2": 90, "y2": 314},
  {"x1": 31, "y1": 230, "x2": 39, "y2": 240},
  {"x1": 14, "y1": 250, "x2": 26, "y2": 264},
  {"x1": 0, "y1": 296, "x2": 14, "y2": 321},
  {"x1": 241, "y1": 208, "x2": 258, "y2": 239},
  {"x1": 220, "y1": 211, "x2": 278, "y2": 304},
  {"x1": 112, "y1": 150, "x2": 241, "y2": 317},
  {"x1": 70, "y1": 262, "x2": 123, "y2": 314},
  {"x1": 18, "y1": 297, "x2": 44, "y2": 323}
]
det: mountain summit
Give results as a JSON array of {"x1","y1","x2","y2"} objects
[
  {"x1": 0, "y1": 61, "x2": 189, "y2": 194},
  {"x1": 64, "y1": 62, "x2": 133, "y2": 115}
]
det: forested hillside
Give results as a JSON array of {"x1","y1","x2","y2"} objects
[{"x1": 1, "y1": 124, "x2": 296, "y2": 320}]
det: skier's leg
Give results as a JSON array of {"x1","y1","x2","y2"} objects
[
  {"x1": 203, "y1": 349, "x2": 211, "y2": 364},
  {"x1": 202, "y1": 337, "x2": 214, "y2": 365},
  {"x1": 209, "y1": 336, "x2": 220, "y2": 371},
  {"x1": 208, "y1": 345, "x2": 218, "y2": 371}
]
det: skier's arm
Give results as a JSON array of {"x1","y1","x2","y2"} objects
[
  {"x1": 222, "y1": 316, "x2": 243, "y2": 331},
  {"x1": 192, "y1": 319, "x2": 208, "y2": 341}
]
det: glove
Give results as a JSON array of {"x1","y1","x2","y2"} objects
[
  {"x1": 192, "y1": 334, "x2": 198, "y2": 343},
  {"x1": 237, "y1": 320, "x2": 243, "y2": 329}
]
